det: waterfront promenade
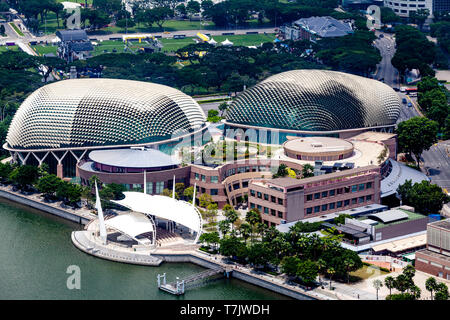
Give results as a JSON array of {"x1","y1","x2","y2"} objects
[{"x1": 0, "y1": 184, "x2": 96, "y2": 224}]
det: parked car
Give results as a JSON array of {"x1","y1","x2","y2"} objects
[
  {"x1": 402, "y1": 98, "x2": 407, "y2": 104},
  {"x1": 407, "y1": 102, "x2": 412, "y2": 107}
]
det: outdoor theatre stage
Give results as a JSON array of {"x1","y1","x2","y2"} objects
[{"x1": 71, "y1": 186, "x2": 204, "y2": 265}]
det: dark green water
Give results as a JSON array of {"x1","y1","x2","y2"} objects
[{"x1": 0, "y1": 199, "x2": 293, "y2": 300}]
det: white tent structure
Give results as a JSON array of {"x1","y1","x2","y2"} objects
[
  {"x1": 112, "y1": 191, "x2": 203, "y2": 244},
  {"x1": 208, "y1": 38, "x2": 217, "y2": 45},
  {"x1": 221, "y1": 38, "x2": 233, "y2": 46},
  {"x1": 105, "y1": 211, "x2": 156, "y2": 246}
]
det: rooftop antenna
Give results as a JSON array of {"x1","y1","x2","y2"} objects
[{"x1": 95, "y1": 180, "x2": 107, "y2": 245}]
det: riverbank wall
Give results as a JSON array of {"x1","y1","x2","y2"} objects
[
  {"x1": 0, "y1": 188, "x2": 94, "y2": 225},
  {"x1": 153, "y1": 252, "x2": 318, "y2": 300}
]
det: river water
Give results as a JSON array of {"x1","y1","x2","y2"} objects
[{"x1": 0, "y1": 198, "x2": 293, "y2": 300}]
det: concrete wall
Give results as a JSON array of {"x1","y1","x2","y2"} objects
[
  {"x1": 0, "y1": 189, "x2": 89, "y2": 224},
  {"x1": 376, "y1": 217, "x2": 428, "y2": 241},
  {"x1": 153, "y1": 252, "x2": 315, "y2": 300}
]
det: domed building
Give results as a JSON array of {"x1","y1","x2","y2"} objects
[
  {"x1": 225, "y1": 70, "x2": 400, "y2": 143},
  {"x1": 4, "y1": 79, "x2": 207, "y2": 178}
]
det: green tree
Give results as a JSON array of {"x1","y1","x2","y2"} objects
[
  {"x1": 373, "y1": 279, "x2": 383, "y2": 300},
  {"x1": 301, "y1": 163, "x2": 314, "y2": 178},
  {"x1": 183, "y1": 186, "x2": 194, "y2": 203},
  {"x1": 199, "y1": 231, "x2": 220, "y2": 250},
  {"x1": 396, "y1": 117, "x2": 438, "y2": 168},
  {"x1": 247, "y1": 242, "x2": 272, "y2": 268},
  {"x1": 281, "y1": 256, "x2": 301, "y2": 277},
  {"x1": 398, "y1": 180, "x2": 449, "y2": 214},
  {"x1": 9, "y1": 165, "x2": 40, "y2": 191},
  {"x1": 56, "y1": 181, "x2": 82, "y2": 207},
  {"x1": 218, "y1": 219, "x2": 230, "y2": 236},
  {"x1": 296, "y1": 259, "x2": 318, "y2": 285},
  {"x1": 246, "y1": 208, "x2": 262, "y2": 243},
  {"x1": 425, "y1": 277, "x2": 438, "y2": 300},
  {"x1": 239, "y1": 222, "x2": 252, "y2": 244},
  {"x1": 435, "y1": 283, "x2": 449, "y2": 300},
  {"x1": 207, "y1": 109, "x2": 221, "y2": 123},
  {"x1": 36, "y1": 174, "x2": 62, "y2": 200},
  {"x1": 0, "y1": 162, "x2": 13, "y2": 184},
  {"x1": 384, "y1": 276, "x2": 395, "y2": 296}
]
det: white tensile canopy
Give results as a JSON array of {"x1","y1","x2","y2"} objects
[
  {"x1": 208, "y1": 38, "x2": 217, "y2": 45},
  {"x1": 221, "y1": 38, "x2": 233, "y2": 46},
  {"x1": 105, "y1": 211, "x2": 154, "y2": 246},
  {"x1": 112, "y1": 192, "x2": 203, "y2": 243}
]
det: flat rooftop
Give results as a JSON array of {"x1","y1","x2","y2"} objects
[
  {"x1": 356, "y1": 209, "x2": 427, "y2": 229},
  {"x1": 276, "y1": 140, "x2": 386, "y2": 168},
  {"x1": 429, "y1": 219, "x2": 450, "y2": 231},
  {"x1": 89, "y1": 148, "x2": 180, "y2": 168},
  {"x1": 284, "y1": 137, "x2": 353, "y2": 154},
  {"x1": 257, "y1": 165, "x2": 379, "y2": 189},
  {"x1": 350, "y1": 131, "x2": 396, "y2": 142},
  {"x1": 372, "y1": 233, "x2": 426, "y2": 253}
]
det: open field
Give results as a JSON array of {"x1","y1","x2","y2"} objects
[{"x1": 0, "y1": 45, "x2": 19, "y2": 52}]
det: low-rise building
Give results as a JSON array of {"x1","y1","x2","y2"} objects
[
  {"x1": 415, "y1": 219, "x2": 450, "y2": 280},
  {"x1": 280, "y1": 16, "x2": 353, "y2": 42},
  {"x1": 56, "y1": 29, "x2": 93, "y2": 62},
  {"x1": 248, "y1": 166, "x2": 381, "y2": 227}
]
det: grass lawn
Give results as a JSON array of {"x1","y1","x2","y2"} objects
[
  {"x1": 0, "y1": 45, "x2": 19, "y2": 52},
  {"x1": 89, "y1": 33, "x2": 275, "y2": 55},
  {"x1": 9, "y1": 22, "x2": 24, "y2": 36},
  {"x1": 31, "y1": 44, "x2": 58, "y2": 56},
  {"x1": 160, "y1": 33, "x2": 275, "y2": 52},
  {"x1": 350, "y1": 265, "x2": 390, "y2": 280}
]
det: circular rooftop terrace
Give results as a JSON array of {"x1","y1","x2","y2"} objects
[{"x1": 284, "y1": 137, "x2": 354, "y2": 161}]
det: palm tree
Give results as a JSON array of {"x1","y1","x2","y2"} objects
[
  {"x1": 373, "y1": 279, "x2": 383, "y2": 300},
  {"x1": 239, "y1": 223, "x2": 252, "y2": 244},
  {"x1": 317, "y1": 258, "x2": 326, "y2": 285},
  {"x1": 344, "y1": 259, "x2": 355, "y2": 283},
  {"x1": 384, "y1": 276, "x2": 395, "y2": 296},
  {"x1": 425, "y1": 277, "x2": 438, "y2": 300},
  {"x1": 327, "y1": 267, "x2": 336, "y2": 290}
]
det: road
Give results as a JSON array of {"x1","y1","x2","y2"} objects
[
  {"x1": 373, "y1": 32, "x2": 399, "y2": 89},
  {"x1": 1, "y1": 23, "x2": 277, "y2": 44}
]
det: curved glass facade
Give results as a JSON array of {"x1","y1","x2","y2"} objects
[
  {"x1": 6, "y1": 78, "x2": 206, "y2": 150},
  {"x1": 226, "y1": 70, "x2": 400, "y2": 132}
]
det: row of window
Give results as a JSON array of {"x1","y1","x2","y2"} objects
[
  {"x1": 305, "y1": 182, "x2": 372, "y2": 202},
  {"x1": 228, "y1": 181, "x2": 249, "y2": 192},
  {"x1": 249, "y1": 189, "x2": 284, "y2": 205},
  {"x1": 195, "y1": 185, "x2": 219, "y2": 196},
  {"x1": 194, "y1": 173, "x2": 220, "y2": 183},
  {"x1": 305, "y1": 195, "x2": 373, "y2": 215},
  {"x1": 249, "y1": 202, "x2": 284, "y2": 219}
]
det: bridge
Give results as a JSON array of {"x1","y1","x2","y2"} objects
[{"x1": 157, "y1": 267, "x2": 232, "y2": 295}]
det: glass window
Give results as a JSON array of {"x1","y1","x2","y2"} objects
[
  {"x1": 306, "y1": 207, "x2": 313, "y2": 215},
  {"x1": 155, "y1": 181, "x2": 164, "y2": 194},
  {"x1": 264, "y1": 207, "x2": 269, "y2": 214},
  {"x1": 264, "y1": 194, "x2": 269, "y2": 201},
  {"x1": 278, "y1": 211, "x2": 283, "y2": 218},
  {"x1": 278, "y1": 198, "x2": 283, "y2": 205},
  {"x1": 271, "y1": 196, "x2": 276, "y2": 203},
  {"x1": 242, "y1": 181, "x2": 248, "y2": 188},
  {"x1": 250, "y1": 189, "x2": 255, "y2": 197},
  {"x1": 358, "y1": 183, "x2": 365, "y2": 191},
  {"x1": 337, "y1": 188, "x2": 343, "y2": 194},
  {"x1": 314, "y1": 192, "x2": 320, "y2": 199},
  {"x1": 146, "y1": 182, "x2": 153, "y2": 194},
  {"x1": 306, "y1": 194, "x2": 313, "y2": 201},
  {"x1": 271, "y1": 209, "x2": 276, "y2": 216},
  {"x1": 344, "y1": 199, "x2": 350, "y2": 206},
  {"x1": 321, "y1": 204, "x2": 328, "y2": 211},
  {"x1": 211, "y1": 189, "x2": 218, "y2": 195},
  {"x1": 344, "y1": 187, "x2": 350, "y2": 193},
  {"x1": 359, "y1": 196, "x2": 365, "y2": 203},
  {"x1": 201, "y1": 187, "x2": 205, "y2": 193},
  {"x1": 233, "y1": 183, "x2": 240, "y2": 190},
  {"x1": 250, "y1": 202, "x2": 255, "y2": 208},
  {"x1": 257, "y1": 205, "x2": 262, "y2": 211},
  {"x1": 257, "y1": 192, "x2": 262, "y2": 198},
  {"x1": 366, "y1": 182, "x2": 373, "y2": 189},
  {"x1": 352, "y1": 198, "x2": 357, "y2": 205},
  {"x1": 322, "y1": 191, "x2": 328, "y2": 198},
  {"x1": 351, "y1": 185, "x2": 358, "y2": 193},
  {"x1": 201, "y1": 175, "x2": 206, "y2": 182},
  {"x1": 329, "y1": 202, "x2": 335, "y2": 209},
  {"x1": 366, "y1": 195, "x2": 372, "y2": 201},
  {"x1": 314, "y1": 206, "x2": 320, "y2": 213},
  {"x1": 195, "y1": 173, "x2": 199, "y2": 180},
  {"x1": 337, "y1": 201, "x2": 342, "y2": 208},
  {"x1": 210, "y1": 176, "x2": 219, "y2": 183},
  {"x1": 329, "y1": 189, "x2": 335, "y2": 197}
]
